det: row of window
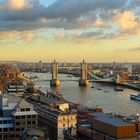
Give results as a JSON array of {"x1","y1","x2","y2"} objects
[
  {"x1": 0, "y1": 123, "x2": 37, "y2": 133},
  {"x1": 15, "y1": 127, "x2": 25, "y2": 132},
  {"x1": 15, "y1": 121, "x2": 37, "y2": 126},
  {"x1": 0, "y1": 127, "x2": 24, "y2": 132},
  {"x1": 16, "y1": 115, "x2": 37, "y2": 119},
  {"x1": 62, "y1": 116, "x2": 77, "y2": 120},
  {"x1": 0, "y1": 120, "x2": 12, "y2": 124},
  {"x1": 0, "y1": 128, "x2": 14, "y2": 132},
  {"x1": 21, "y1": 108, "x2": 30, "y2": 112},
  {"x1": 0, "y1": 117, "x2": 37, "y2": 125},
  {"x1": 0, "y1": 134, "x2": 19, "y2": 139},
  {"x1": 62, "y1": 123, "x2": 77, "y2": 128}
]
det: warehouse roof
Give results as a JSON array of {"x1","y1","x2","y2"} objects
[{"x1": 89, "y1": 113, "x2": 133, "y2": 127}]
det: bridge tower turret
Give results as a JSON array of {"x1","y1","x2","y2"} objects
[
  {"x1": 79, "y1": 60, "x2": 89, "y2": 86},
  {"x1": 115, "y1": 74, "x2": 121, "y2": 84},
  {"x1": 50, "y1": 59, "x2": 60, "y2": 86}
]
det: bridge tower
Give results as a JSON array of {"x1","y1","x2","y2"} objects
[
  {"x1": 115, "y1": 74, "x2": 121, "y2": 84},
  {"x1": 50, "y1": 59, "x2": 60, "y2": 86},
  {"x1": 79, "y1": 60, "x2": 89, "y2": 86}
]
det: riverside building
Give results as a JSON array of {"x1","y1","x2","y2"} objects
[
  {"x1": 28, "y1": 92, "x2": 77, "y2": 140},
  {"x1": 0, "y1": 93, "x2": 38, "y2": 140}
]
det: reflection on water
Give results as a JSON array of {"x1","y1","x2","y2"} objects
[
  {"x1": 80, "y1": 87, "x2": 88, "y2": 95},
  {"x1": 26, "y1": 72, "x2": 140, "y2": 115}
]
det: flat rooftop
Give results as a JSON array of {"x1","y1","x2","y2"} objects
[
  {"x1": 89, "y1": 113, "x2": 133, "y2": 127},
  {"x1": 30, "y1": 94, "x2": 66, "y2": 105},
  {"x1": 28, "y1": 96, "x2": 76, "y2": 117}
]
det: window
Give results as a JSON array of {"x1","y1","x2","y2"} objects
[
  {"x1": 9, "y1": 128, "x2": 14, "y2": 131},
  {"x1": 27, "y1": 121, "x2": 31, "y2": 125},
  {"x1": 10, "y1": 134, "x2": 14, "y2": 138},
  {"x1": 21, "y1": 116, "x2": 25, "y2": 119},
  {"x1": 21, "y1": 108, "x2": 25, "y2": 112},
  {"x1": 21, "y1": 128, "x2": 24, "y2": 131},
  {"x1": 21, "y1": 121, "x2": 26, "y2": 125},
  {"x1": 3, "y1": 135, "x2": 8, "y2": 138},
  {"x1": 16, "y1": 116, "x2": 20, "y2": 119},
  {"x1": 0, "y1": 121, "x2": 2, "y2": 124},
  {"x1": 3, "y1": 128, "x2": 8, "y2": 132},
  {"x1": 26, "y1": 108, "x2": 30, "y2": 111},
  {"x1": 32, "y1": 115, "x2": 36, "y2": 118},
  {"x1": 32, "y1": 121, "x2": 36, "y2": 124},
  {"x1": 63, "y1": 124, "x2": 65, "y2": 127},
  {"x1": 3, "y1": 120, "x2": 7, "y2": 124},
  {"x1": 16, "y1": 134, "x2": 19, "y2": 137},
  {"x1": 0, "y1": 128, "x2": 2, "y2": 132},
  {"x1": 16, "y1": 122, "x2": 20, "y2": 125},
  {"x1": 16, "y1": 128, "x2": 20, "y2": 131},
  {"x1": 27, "y1": 115, "x2": 31, "y2": 119}
]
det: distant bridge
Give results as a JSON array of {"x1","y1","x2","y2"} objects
[
  {"x1": 88, "y1": 72, "x2": 114, "y2": 82},
  {"x1": 33, "y1": 59, "x2": 117, "y2": 86}
]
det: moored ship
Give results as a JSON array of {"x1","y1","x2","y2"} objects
[{"x1": 130, "y1": 93, "x2": 140, "y2": 101}]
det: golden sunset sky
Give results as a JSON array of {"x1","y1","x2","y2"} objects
[{"x1": 0, "y1": 0, "x2": 140, "y2": 62}]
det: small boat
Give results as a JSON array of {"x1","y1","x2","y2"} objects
[
  {"x1": 67, "y1": 75, "x2": 72, "y2": 78},
  {"x1": 104, "y1": 91, "x2": 109, "y2": 93},
  {"x1": 130, "y1": 94, "x2": 140, "y2": 101},
  {"x1": 114, "y1": 88, "x2": 123, "y2": 91},
  {"x1": 33, "y1": 75, "x2": 38, "y2": 79},
  {"x1": 91, "y1": 86, "x2": 94, "y2": 88},
  {"x1": 97, "y1": 88, "x2": 101, "y2": 90}
]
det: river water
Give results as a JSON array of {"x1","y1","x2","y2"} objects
[{"x1": 26, "y1": 72, "x2": 140, "y2": 116}]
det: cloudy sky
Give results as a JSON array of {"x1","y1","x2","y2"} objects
[{"x1": 0, "y1": 0, "x2": 140, "y2": 62}]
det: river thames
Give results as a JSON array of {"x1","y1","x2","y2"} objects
[{"x1": 26, "y1": 72, "x2": 140, "y2": 116}]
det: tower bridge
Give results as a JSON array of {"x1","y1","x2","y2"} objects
[
  {"x1": 50, "y1": 59, "x2": 60, "y2": 86},
  {"x1": 50, "y1": 59, "x2": 89, "y2": 87},
  {"x1": 79, "y1": 60, "x2": 89, "y2": 86},
  {"x1": 49, "y1": 59, "x2": 116, "y2": 87}
]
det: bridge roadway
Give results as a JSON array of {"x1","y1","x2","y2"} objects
[
  {"x1": 44, "y1": 79, "x2": 79, "y2": 82},
  {"x1": 89, "y1": 80, "x2": 114, "y2": 83},
  {"x1": 58, "y1": 66, "x2": 81, "y2": 69},
  {"x1": 34, "y1": 72, "x2": 114, "y2": 83},
  {"x1": 31, "y1": 71, "x2": 114, "y2": 83},
  {"x1": 38, "y1": 79, "x2": 114, "y2": 83}
]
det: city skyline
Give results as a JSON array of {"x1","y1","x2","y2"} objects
[{"x1": 0, "y1": 0, "x2": 140, "y2": 62}]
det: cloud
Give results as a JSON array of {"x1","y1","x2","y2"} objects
[
  {"x1": 47, "y1": 16, "x2": 96, "y2": 29},
  {"x1": 54, "y1": 33, "x2": 65, "y2": 41},
  {"x1": 94, "y1": 19, "x2": 105, "y2": 27},
  {"x1": 46, "y1": 0, "x2": 128, "y2": 19},
  {"x1": 53, "y1": 26, "x2": 140, "y2": 44},
  {"x1": 129, "y1": 0, "x2": 140, "y2": 8},
  {"x1": 116, "y1": 46, "x2": 140, "y2": 53},
  {"x1": 19, "y1": 31, "x2": 36, "y2": 41},
  {"x1": 128, "y1": 46, "x2": 140, "y2": 52},
  {"x1": 0, "y1": 30, "x2": 36, "y2": 42},
  {"x1": 0, "y1": 0, "x2": 32, "y2": 11},
  {"x1": 114, "y1": 11, "x2": 138, "y2": 29},
  {"x1": 0, "y1": 20, "x2": 48, "y2": 32},
  {"x1": 53, "y1": 31, "x2": 104, "y2": 45},
  {"x1": 93, "y1": 19, "x2": 110, "y2": 28},
  {"x1": 0, "y1": 0, "x2": 46, "y2": 21},
  {"x1": 0, "y1": 0, "x2": 140, "y2": 43},
  {"x1": 0, "y1": 31, "x2": 21, "y2": 40},
  {"x1": 0, "y1": 0, "x2": 129, "y2": 31},
  {"x1": 8, "y1": 0, "x2": 29, "y2": 10}
]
